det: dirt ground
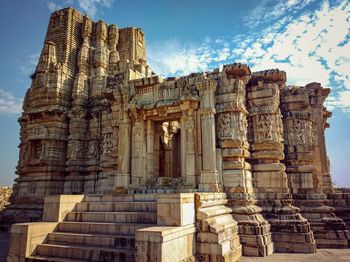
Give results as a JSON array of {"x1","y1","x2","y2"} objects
[{"x1": 0, "y1": 232, "x2": 349, "y2": 262}]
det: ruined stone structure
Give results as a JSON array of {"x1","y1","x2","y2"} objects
[{"x1": 2, "y1": 7, "x2": 350, "y2": 262}]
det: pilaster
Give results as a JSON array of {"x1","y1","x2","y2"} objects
[{"x1": 197, "y1": 79, "x2": 222, "y2": 192}]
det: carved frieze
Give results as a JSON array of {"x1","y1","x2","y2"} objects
[
  {"x1": 29, "y1": 125, "x2": 49, "y2": 140},
  {"x1": 67, "y1": 141, "x2": 84, "y2": 160}
]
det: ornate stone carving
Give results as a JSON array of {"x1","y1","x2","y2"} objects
[
  {"x1": 30, "y1": 125, "x2": 48, "y2": 139},
  {"x1": 67, "y1": 141, "x2": 84, "y2": 160},
  {"x1": 218, "y1": 113, "x2": 233, "y2": 138},
  {"x1": 102, "y1": 132, "x2": 114, "y2": 154},
  {"x1": 88, "y1": 140, "x2": 97, "y2": 157}
]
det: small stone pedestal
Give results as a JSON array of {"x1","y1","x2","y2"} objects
[
  {"x1": 135, "y1": 193, "x2": 197, "y2": 262},
  {"x1": 195, "y1": 193, "x2": 242, "y2": 261},
  {"x1": 228, "y1": 193, "x2": 274, "y2": 256}
]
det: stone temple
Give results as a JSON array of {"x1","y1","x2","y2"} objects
[{"x1": 2, "y1": 7, "x2": 350, "y2": 262}]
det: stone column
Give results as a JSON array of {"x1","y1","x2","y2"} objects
[
  {"x1": 146, "y1": 120, "x2": 155, "y2": 181},
  {"x1": 215, "y1": 64, "x2": 273, "y2": 256},
  {"x1": 306, "y1": 83, "x2": 334, "y2": 193},
  {"x1": 281, "y1": 84, "x2": 350, "y2": 248},
  {"x1": 180, "y1": 105, "x2": 197, "y2": 188},
  {"x1": 112, "y1": 119, "x2": 131, "y2": 193},
  {"x1": 131, "y1": 117, "x2": 146, "y2": 188},
  {"x1": 247, "y1": 70, "x2": 316, "y2": 253},
  {"x1": 197, "y1": 79, "x2": 222, "y2": 192}
]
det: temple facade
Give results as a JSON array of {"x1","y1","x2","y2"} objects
[{"x1": 2, "y1": 7, "x2": 350, "y2": 262}]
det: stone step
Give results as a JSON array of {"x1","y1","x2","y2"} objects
[
  {"x1": 58, "y1": 221, "x2": 154, "y2": 235},
  {"x1": 48, "y1": 232, "x2": 135, "y2": 249},
  {"x1": 83, "y1": 194, "x2": 156, "y2": 203},
  {"x1": 28, "y1": 255, "x2": 86, "y2": 262},
  {"x1": 36, "y1": 243, "x2": 135, "y2": 262},
  {"x1": 66, "y1": 211, "x2": 157, "y2": 223},
  {"x1": 75, "y1": 201, "x2": 156, "y2": 212}
]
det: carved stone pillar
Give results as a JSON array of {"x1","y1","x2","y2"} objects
[
  {"x1": 146, "y1": 120, "x2": 155, "y2": 181},
  {"x1": 180, "y1": 105, "x2": 196, "y2": 188},
  {"x1": 109, "y1": 119, "x2": 131, "y2": 193},
  {"x1": 197, "y1": 79, "x2": 222, "y2": 192},
  {"x1": 307, "y1": 83, "x2": 334, "y2": 193},
  {"x1": 281, "y1": 84, "x2": 350, "y2": 248},
  {"x1": 131, "y1": 117, "x2": 146, "y2": 188},
  {"x1": 103, "y1": 73, "x2": 132, "y2": 194},
  {"x1": 247, "y1": 70, "x2": 316, "y2": 253},
  {"x1": 215, "y1": 65, "x2": 274, "y2": 256}
]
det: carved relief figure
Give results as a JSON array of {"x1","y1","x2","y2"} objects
[
  {"x1": 239, "y1": 116, "x2": 248, "y2": 140},
  {"x1": 88, "y1": 140, "x2": 97, "y2": 157},
  {"x1": 102, "y1": 133, "x2": 113, "y2": 154},
  {"x1": 219, "y1": 113, "x2": 233, "y2": 138},
  {"x1": 294, "y1": 119, "x2": 304, "y2": 144},
  {"x1": 21, "y1": 144, "x2": 29, "y2": 161},
  {"x1": 256, "y1": 114, "x2": 274, "y2": 141},
  {"x1": 33, "y1": 141, "x2": 42, "y2": 159},
  {"x1": 68, "y1": 141, "x2": 83, "y2": 160},
  {"x1": 31, "y1": 125, "x2": 48, "y2": 139},
  {"x1": 29, "y1": 182, "x2": 36, "y2": 194},
  {"x1": 107, "y1": 75, "x2": 123, "y2": 89}
]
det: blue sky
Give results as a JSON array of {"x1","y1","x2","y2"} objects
[{"x1": 0, "y1": 0, "x2": 349, "y2": 187}]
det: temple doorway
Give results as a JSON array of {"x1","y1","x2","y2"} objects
[{"x1": 158, "y1": 121, "x2": 181, "y2": 178}]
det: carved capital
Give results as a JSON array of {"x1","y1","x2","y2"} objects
[
  {"x1": 200, "y1": 108, "x2": 216, "y2": 116},
  {"x1": 196, "y1": 79, "x2": 217, "y2": 92}
]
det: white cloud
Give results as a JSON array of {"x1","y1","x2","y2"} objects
[
  {"x1": 148, "y1": 0, "x2": 350, "y2": 113},
  {"x1": 148, "y1": 39, "x2": 233, "y2": 76},
  {"x1": 47, "y1": 1, "x2": 61, "y2": 12},
  {"x1": 243, "y1": 0, "x2": 350, "y2": 112},
  {"x1": 18, "y1": 53, "x2": 39, "y2": 76},
  {"x1": 326, "y1": 91, "x2": 350, "y2": 112},
  {"x1": 243, "y1": 0, "x2": 315, "y2": 29},
  {"x1": 0, "y1": 89, "x2": 23, "y2": 114},
  {"x1": 46, "y1": 0, "x2": 114, "y2": 18},
  {"x1": 338, "y1": 91, "x2": 350, "y2": 112},
  {"x1": 77, "y1": 0, "x2": 113, "y2": 18}
]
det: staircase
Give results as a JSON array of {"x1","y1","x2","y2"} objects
[{"x1": 29, "y1": 194, "x2": 157, "y2": 262}]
